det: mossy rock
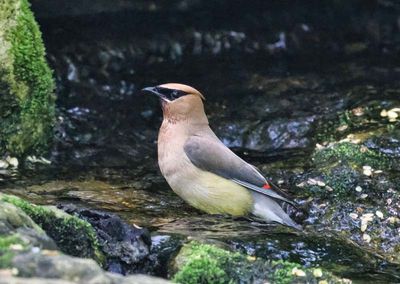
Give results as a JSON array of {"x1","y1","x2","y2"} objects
[
  {"x1": 302, "y1": 142, "x2": 394, "y2": 198},
  {"x1": 0, "y1": 233, "x2": 27, "y2": 268},
  {"x1": 0, "y1": 0, "x2": 55, "y2": 156},
  {"x1": 0, "y1": 199, "x2": 57, "y2": 268},
  {"x1": 172, "y1": 241, "x2": 347, "y2": 284},
  {"x1": 315, "y1": 98, "x2": 400, "y2": 144},
  {"x1": 0, "y1": 194, "x2": 104, "y2": 264},
  {"x1": 312, "y1": 142, "x2": 391, "y2": 170}
]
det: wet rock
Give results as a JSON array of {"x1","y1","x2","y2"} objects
[
  {"x1": 147, "y1": 234, "x2": 185, "y2": 278},
  {"x1": 1, "y1": 194, "x2": 104, "y2": 263},
  {"x1": 303, "y1": 141, "x2": 394, "y2": 198},
  {"x1": 11, "y1": 251, "x2": 170, "y2": 284},
  {"x1": 244, "y1": 118, "x2": 314, "y2": 151},
  {"x1": 171, "y1": 241, "x2": 348, "y2": 284},
  {"x1": 60, "y1": 205, "x2": 151, "y2": 275},
  {"x1": 0, "y1": 199, "x2": 57, "y2": 269},
  {"x1": 364, "y1": 129, "x2": 400, "y2": 161},
  {"x1": 315, "y1": 96, "x2": 400, "y2": 144},
  {"x1": 228, "y1": 231, "x2": 387, "y2": 280},
  {"x1": 0, "y1": 200, "x2": 56, "y2": 251},
  {"x1": 214, "y1": 120, "x2": 251, "y2": 148},
  {"x1": 0, "y1": 276, "x2": 73, "y2": 284},
  {"x1": 0, "y1": 0, "x2": 55, "y2": 156},
  {"x1": 292, "y1": 139, "x2": 400, "y2": 264},
  {"x1": 0, "y1": 195, "x2": 169, "y2": 283}
]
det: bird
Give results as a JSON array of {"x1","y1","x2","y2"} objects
[{"x1": 142, "y1": 83, "x2": 301, "y2": 230}]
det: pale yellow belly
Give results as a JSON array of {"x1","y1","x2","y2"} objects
[{"x1": 167, "y1": 170, "x2": 253, "y2": 216}]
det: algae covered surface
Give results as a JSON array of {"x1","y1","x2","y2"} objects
[
  {"x1": 0, "y1": 194, "x2": 104, "y2": 263},
  {"x1": 172, "y1": 241, "x2": 349, "y2": 284},
  {"x1": 0, "y1": 0, "x2": 55, "y2": 156}
]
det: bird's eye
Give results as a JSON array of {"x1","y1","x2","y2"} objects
[{"x1": 171, "y1": 90, "x2": 180, "y2": 99}]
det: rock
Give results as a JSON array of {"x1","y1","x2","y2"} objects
[
  {"x1": 312, "y1": 142, "x2": 391, "y2": 171},
  {"x1": 60, "y1": 205, "x2": 151, "y2": 275},
  {"x1": 0, "y1": 200, "x2": 57, "y2": 269},
  {"x1": 0, "y1": 201, "x2": 56, "y2": 251},
  {"x1": 0, "y1": 276, "x2": 74, "y2": 284},
  {"x1": 294, "y1": 138, "x2": 400, "y2": 264},
  {"x1": 6, "y1": 157, "x2": 19, "y2": 168},
  {"x1": 301, "y1": 141, "x2": 394, "y2": 198},
  {"x1": 171, "y1": 241, "x2": 347, "y2": 284},
  {"x1": 13, "y1": 252, "x2": 104, "y2": 281},
  {"x1": 11, "y1": 251, "x2": 170, "y2": 284},
  {"x1": 244, "y1": 118, "x2": 314, "y2": 152},
  {"x1": 0, "y1": 160, "x2": 8, "y2": 169},
  {"x1": 147, "y1": 234, "x2": 185, "y2": 278},
  {"x1": 0, "y1": 195, "x2": 169, "y2": 283},
  {"x1": 0, "y1": 194, "x2": 104, "y2": 263},
  {"x1": 0, "y1": 0, "x2": 55, "y2": 156}
]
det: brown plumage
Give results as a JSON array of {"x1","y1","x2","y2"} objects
[{"x1": 143, "y1": 83, "x2": 301, "y2": 229}]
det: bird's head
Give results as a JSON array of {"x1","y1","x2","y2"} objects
[{"x1": 142, "y1": 83, "x2": 207, "y2": 123}]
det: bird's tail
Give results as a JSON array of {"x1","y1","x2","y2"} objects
[{"x1": 251, "y1": 192, "x2": 302, "y2": 230}]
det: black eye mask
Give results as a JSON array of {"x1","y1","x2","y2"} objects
[{"x1": 153, "y1": 87, "x2": 189, "y2": 101}]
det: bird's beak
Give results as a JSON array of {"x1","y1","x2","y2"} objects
[{"x1": 141, "y1": 86, "x2": 168, "y2": 101}]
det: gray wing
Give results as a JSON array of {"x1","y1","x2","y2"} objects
[{"x1": 184, "y1": 136, "x2": 296, "y2": 206}]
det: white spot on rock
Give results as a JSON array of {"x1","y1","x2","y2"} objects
[
  {"x1": 0, "y1": 160, "x2": 8, "y2": 169},
  {"x1": 313, "y1": 268, "x2": 323, "y2": 278},
  {"x1": 6, "y1": 156, "x2": 18, "y2": 168},
  {"x1": 375, "y1": 211, "x2": 384, "y2": 219},
  {"x1": 291, "y1": 267, "x2": 306, "y2": 277},
  {"x1": 363, "y1": 233, "x2": 371, "y2": 243},
  {"x1": 362, "y1": 166, "x2": 373, "y2": 176},
  {"x1": 349, "y1": 213, "x2": 358, "y2": 219}
]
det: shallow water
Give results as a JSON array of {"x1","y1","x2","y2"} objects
[{"x1": 2, "y1": 157, "x2": 400, "y2": 282}]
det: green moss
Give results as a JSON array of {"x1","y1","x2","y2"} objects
[
  {"x1": 0, "y1": 234, "x2": 26, "y2": 268},
  {"x1": 173, "y1": 242, "x2": 346, "y2": 284},
  {"x1": 313, "y1": 142, "x2": 391, "y2": 170},
  {"x1": 1, "y1": 195, "x2": 104, "y2": 264},
  {"x1": 316, "y1": 111, "x2": 353, "y2": 143},
  {"x1": 0, "y1": 0, "x2": 55, "y2": 156},
  {"x1": 173, "y1": 242, "x2": 238, "y2": 284},
  {"x1": 270, "y1": 260, "x2": 299, "y2": 284},
  {"x1": 301, "y1": 142, "x2": 394, "y2": 198}
]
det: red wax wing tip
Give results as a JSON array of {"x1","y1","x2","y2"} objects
[{"x1": 262, "y1": 183, "x2": 271, "y2": 189}]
